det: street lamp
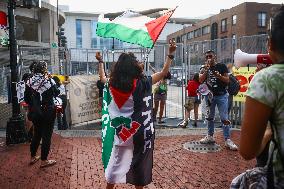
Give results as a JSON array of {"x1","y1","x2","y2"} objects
[{"x1": 6, "y1": 0, "x2": 27, "y2": 144}]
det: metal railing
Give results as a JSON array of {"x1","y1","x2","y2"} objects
[{"x1": 0, "y1": 34, "x2": 269, "y2": 129}]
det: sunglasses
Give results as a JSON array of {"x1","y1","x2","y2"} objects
[{"x1": 205, "y1": 55, "x2": 213, "y2": 59}]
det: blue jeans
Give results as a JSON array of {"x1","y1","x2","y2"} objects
[{"x1": 207, "y1": 93, "x2": 231, "y2": 140}]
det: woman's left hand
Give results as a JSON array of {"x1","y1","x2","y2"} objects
[
  {"x1": 168, "y1": 39, "x2": 176, "y2": 55},
  {"x1": 96, "y1": 52, "x2": 103, "y2": 62}
]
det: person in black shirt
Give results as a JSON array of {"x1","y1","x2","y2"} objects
[
  {"x1": 25, "y1": 61, "x2": 60, "y2": 168},
  {"x1": 199, "y1": 50, "x2": 238, "y2": 150}
]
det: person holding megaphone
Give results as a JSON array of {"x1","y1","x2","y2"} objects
[
  {"x1": 198, "y1": 50, "x2": 238, "y2": 150},
  {"x1": 234, "y1": 6, "x2": 284, "y2": 188}
]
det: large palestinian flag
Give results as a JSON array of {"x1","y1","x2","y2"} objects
[
  {"x1": 96, "y1": 8, "x2": 175, "y2": 48},
  {"x1": 101, "y1": 78, "x2": 154, "y2": 185}
]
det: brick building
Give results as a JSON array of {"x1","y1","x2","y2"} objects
[{"x1": 167, "y1": 2, "x2": 281, "y2": 44}]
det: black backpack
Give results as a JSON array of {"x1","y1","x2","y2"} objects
[
  {"x1": 227, "y1": 74, "x2": 240, "y2": 96},
  {"x1": 27, "y1": 90, "x2": 43, "y2": 121},
  {"x1": 27, "y1": 79, "x2": 46, "y2": 121}
]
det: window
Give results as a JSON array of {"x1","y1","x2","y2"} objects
[
  {"x1": 232, "y1": 15, "x2": 237, "y2": 25},
  {"x1": 176, "y1": 36, "x2": 181, "y2": 43},
  {"x1": 76, "y1": 19, "x2": 82, "y2": 48},
  {"x1": 194, "y1": 44, "x2": 198, "y2": 52},
  {"x1": 258, "y1": 12, "x2": 267, "y2": 27},
  {"x1": 221, "y1": 19, "x2": 227, "y2": 32},
  {"x1": 202, "y1": 26, "x2": 210, "y2": 35},
  {"x1": 194, "y1": 29, "x2": 201, "y2": 38},
  {"x1": 181, "y1": 34, "x2": 186, "y2": 42},
  {"x1": 232, "y1": 34, "x2": 236, "y2": 46},
  {"x1": 202, "y1": 42, "x2": 207, "y2": 53},
  {"x1": 258, "y1": 31, "x2": 267, "y2": 35},
  {"x1": 91, "y1": 21, "x2": 97, "y2": 48},
  {"x1": 188, "y1": 31, "x2": 194, "y2": 39},
  {"x1": 221, "y1": 37, "x2": 227, "y2": 51}
]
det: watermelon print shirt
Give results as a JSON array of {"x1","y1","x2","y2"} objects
[{"x1": 246, "y1": 63, "x2": 284, "y2": 187}]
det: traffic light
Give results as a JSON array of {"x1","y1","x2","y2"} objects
[{"x1": 56, "y1": 27, "x2": 67, "y2": 47}]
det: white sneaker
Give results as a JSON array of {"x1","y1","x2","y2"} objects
[
  {"x1": 225, "y1": 139, "x2": 238, "y2": 151},
  {"x1": 200, "y1": 135, "x2": 215, "y2": 144}
]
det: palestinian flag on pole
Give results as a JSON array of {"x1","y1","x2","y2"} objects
[
  {"x1": 102, "y1": 78, "x2": 154, "y2": 185},
  {"x1": 96, "y1": 8, "x2": 176, "y2": 48}
]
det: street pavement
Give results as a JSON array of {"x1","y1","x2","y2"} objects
[{"x1": 0, "y1": 128, "x2": 255, "y2": 189}]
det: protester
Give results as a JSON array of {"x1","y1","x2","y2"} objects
[
  {"x1": 179, "y1": 73, "x2": 200, "y2": 128},
  {"x1": 53, "y1": 76, "x2": 68, "y2": 130},
  {"x1": 198, "y1": 50, "x2": 238, "y2": 150},
  {"x1": 234, "y1": 6, "x2": 284, "y2": 188},
  {"x1": 96, "y1": 40, "x2": 176, "y2": 189},
  {"x1": 24, "y1": 61, "x2": 60, "y2": 168},
  {"x1": 153, "y1": 71, "x2": 171, "y2": 124}
]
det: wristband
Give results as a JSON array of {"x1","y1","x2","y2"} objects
[
  {"x1": 167, "y1": 55, "x2": 174, "y2": 59},
  {"x1": 99, "y1": 60, "x2": 104, "y2": 64}
]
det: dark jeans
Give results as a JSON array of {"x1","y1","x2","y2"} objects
[
  {"x1": 30, "y1": 108, "x2": 56, "y2": 160},
  {"x1": 57, "y1": 95, "x2": 68, "y2": 130}
]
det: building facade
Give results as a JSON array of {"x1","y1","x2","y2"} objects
[
  {"x1": 167, "y1": 2, "x2": 281, "y2": 44},
  {"x1": 0, "y1": 0, "x2": 66, "y2": 74},
  {"x1": 63, "y1": 11, "x2": 126, "y2": 49}
]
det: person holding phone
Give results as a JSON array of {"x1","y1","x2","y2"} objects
[{"x1": 198, "y1": 50, "x2": 238, "y2": 150}]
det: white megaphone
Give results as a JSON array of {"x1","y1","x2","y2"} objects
[{"x1": 234, "y1": 49, "x2": 272, "y2": 69}]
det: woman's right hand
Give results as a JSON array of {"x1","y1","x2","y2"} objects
[
  {"x1": 168, "y1": 39, "x2": 176, "y2": 55},
  {"x1": 96, "y1": 52, "x2": 103, "y2": 62}
]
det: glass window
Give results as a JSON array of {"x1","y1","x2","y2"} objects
[
  {"x1": 232, "y1": 15, "x2": 237, "y2": 25},
  {"x1": 202, "y1": 26, "x2": 210, "y2": 35},
  {"x1": 197, "y1": 28, "x2": 201, "y2": 37},
  {"x1": 91, "y1": 21, "x2": 98, "y2": 48},
  {"x1": 176, "y1": 36, "x2": 181, "y2": 43},
  {"x1": 194, "y1": 44, "x2": 198, "y2": 52},
  {"x1": 76, "y1": 19, "x2": 82, "y2": 48},
  {"x1": 194, "y1": 29, "x2": 201, "y2": 38},
  {"x1": 187, "y1": 31, "x2": 194, "y2": 39},
  {"x1": 221, "y1": 37, "x2": 227, "y2": 50},
  {"x1": 258, "y1": 12, "x2": 267, "y2": 27},
  {"x1": 221, "y1": 19, "x2": 227, "y2": 32},
  {"x1": 181, "y1": 34, "x2": 186, "y2": 42}
]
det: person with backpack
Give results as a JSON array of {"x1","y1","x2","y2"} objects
[
  {"x1": 198, "y1": 50, "x2": 238, "y2": 150},
  {"x1": 24, "y1": 61, "x2": 60, "y2": 168},
  {"x1": 231, "y1": 6, "x2": 284, "y2": 188}
]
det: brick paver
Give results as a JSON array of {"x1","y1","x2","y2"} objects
[{"x1": 0, "y1": 130, "x2": 254, "y2": 189}]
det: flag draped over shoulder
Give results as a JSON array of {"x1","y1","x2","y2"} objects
[
  {"x1": 96, "y1": 8, "x2": 175, "y2": 48},
  {"x1": 101, "y1": 78, "x2": 155, "y2": 185}
]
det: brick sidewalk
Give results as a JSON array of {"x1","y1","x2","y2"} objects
[{"x1": 0, "y1": 130, "x2": 254, "y2": 189}]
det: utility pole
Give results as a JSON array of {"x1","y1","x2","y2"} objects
[
  {"x1": 6, "y1": 0, "x2": 27, "y2": 144},
  {"x1": 57, "y1": 0, "x2": 61, "y2": 74}
]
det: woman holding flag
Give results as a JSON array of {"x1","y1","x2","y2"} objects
[{"x1": 96, "y1": 39, "x2": 176, "y2": 189}]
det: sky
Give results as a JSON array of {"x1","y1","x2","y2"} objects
[{"x1": 50, "y1": 0, "x2": 283, "y2": 18}]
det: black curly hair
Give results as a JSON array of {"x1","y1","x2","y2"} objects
[
  {"x1": 109, "y1": 52, "x2": 143, "y2": 93},
  {"x1": 33, "y1": 61, "x2": 47, "y2": 74}
]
